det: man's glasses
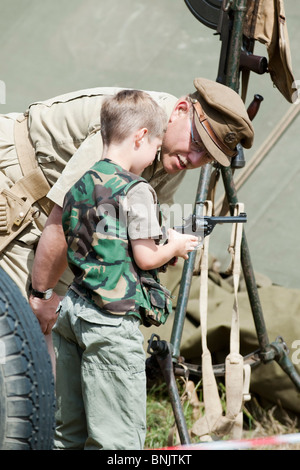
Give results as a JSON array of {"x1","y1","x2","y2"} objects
[{"x1": 190, "y1": 119, "x2": 215, "y2": 162}]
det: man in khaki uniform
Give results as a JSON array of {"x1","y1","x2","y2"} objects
[{"x1": 0, "y1": 78, "x2": 252, "y2": 317}]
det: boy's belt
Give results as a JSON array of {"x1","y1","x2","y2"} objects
[
  {"x1": 70, "y1": 282, "x2": 94, "y2": 302},
  {"x1": 0, "y1": 114, "x2": 53, "y2": 252}
]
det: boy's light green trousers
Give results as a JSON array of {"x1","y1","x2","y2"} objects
[{"x1": 52, "y1": 289, "x2": 146, "y2": 450}]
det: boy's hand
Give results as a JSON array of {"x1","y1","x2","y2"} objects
[{"x1": 167, "y1": 228, "x2": 199, "y2": 260}]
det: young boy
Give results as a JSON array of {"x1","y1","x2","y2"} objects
[{"x1": 52, "y1": 90, "x2": 198, "y2": 450}]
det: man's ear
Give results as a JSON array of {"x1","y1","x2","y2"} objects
[{"x1": 169, "y1": 98, "x2": 190, "y2": 122}]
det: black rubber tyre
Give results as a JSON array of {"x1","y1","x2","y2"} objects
[{"x1": 0, "y1": 268, "x2": 55, "y2": 450}]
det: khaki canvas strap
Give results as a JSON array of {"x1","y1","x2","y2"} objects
[
  {"x1": 192, "y1": 201, "x2": 233, "y2": 438},
  {"x1": 192, "y1": 201, "x2": 226, "y2": 437},
  {"x1": 224, "y1": 203, "x2": 251, "y2": 438},
  {"x1": 0, "y1": 115, "x2": 54, "y2": 252},
  {"x1": 192, "y1": 202, "x2": 251, "y2": 440},
  {"x1": 14, "y1": 114, "x2": 53, "y2": 215}
]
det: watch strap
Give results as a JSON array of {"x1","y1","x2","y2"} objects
[{"x1": 29, "y1": 284, "x2": 54, "y2": 299}]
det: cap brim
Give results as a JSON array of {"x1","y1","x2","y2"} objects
[{"x1": 194, "y1": 115, "x2": 231, "y2": 167}]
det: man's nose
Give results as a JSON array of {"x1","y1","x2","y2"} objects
[{"x1": 187, "y1": 150, "x2": 206, "y2": 167}]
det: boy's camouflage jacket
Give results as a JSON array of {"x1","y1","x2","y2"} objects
[{"x1": 62, "y1": 158, "x2": 172, "y2": 326}]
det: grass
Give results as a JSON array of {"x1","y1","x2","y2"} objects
[
  {"x1": 145, "y1": 378, "x2": 300, "y2": 450},
  {"x1": 145, "y1": 379, "x2": 200, "y2": 449}
]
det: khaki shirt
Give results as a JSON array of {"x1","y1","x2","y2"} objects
[{"x1": 27, "y1": 87, "x2": 185, "y2": 210}]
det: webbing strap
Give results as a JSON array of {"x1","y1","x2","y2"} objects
[
  {"x1": 15, "y1": 114, "x2": 37, "y2": 174},
  {"x1": 227, "y1": 203, "x2": 244, "y2": 356},
  {"x1": 192, "y1": 202, "x2": 251, "y2": 440},
  {"x1": 192, "y1": 201, "x2": 227, "y2": 437},
  {"x1": 14, "y1": 114, "x2": 53, "y2": 215},
  {"x1": 224, "y1": 203, "x2": 250, "y2": 439}
]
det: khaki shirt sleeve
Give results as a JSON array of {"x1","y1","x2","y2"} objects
[{"x1": 125, "y1": 183, "x2": 162, "y2": 240}]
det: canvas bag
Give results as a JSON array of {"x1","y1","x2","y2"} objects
[
  {"x1": 138, "y1": 270, "x2": 173, "y2": 327},
  {"x1": 244, "y1": 0, "x2": 296, "y2": 103}
]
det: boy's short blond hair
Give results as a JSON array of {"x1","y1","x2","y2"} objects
[{"x1": 100, "y1": 89, "x2": 168, "y2": 145}]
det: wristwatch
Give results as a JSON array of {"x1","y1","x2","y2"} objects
[{"x1": 29, "y1": 284, "x2": 54, "y2": 300}]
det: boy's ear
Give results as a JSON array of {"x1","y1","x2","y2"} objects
[{"x1": 135, "y1": 127, "x2": 148, "y2": 146}]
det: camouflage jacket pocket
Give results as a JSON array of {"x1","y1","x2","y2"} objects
[{"x1": 139, "y1": 272, "x2": 172, "y2": 327}]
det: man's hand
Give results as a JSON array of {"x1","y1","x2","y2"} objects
[
  {"x1": 29, "y1": 203, "x2": 68, "y2": 335},
  {"x1": 29, "y1": 292, "x2": 62, "y2": 335}
]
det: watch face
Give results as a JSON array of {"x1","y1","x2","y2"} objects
[{"x1": 44, "y1": 289, "x2": 53, "y2": 300}]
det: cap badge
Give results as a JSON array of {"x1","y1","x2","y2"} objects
[{"x1": 224, "y1": 132, "x2": 237, "y2": 144}]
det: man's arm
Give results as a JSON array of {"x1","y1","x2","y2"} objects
[{"x1": 29, "y1": 204, "x2": 68, "y2": 335}]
